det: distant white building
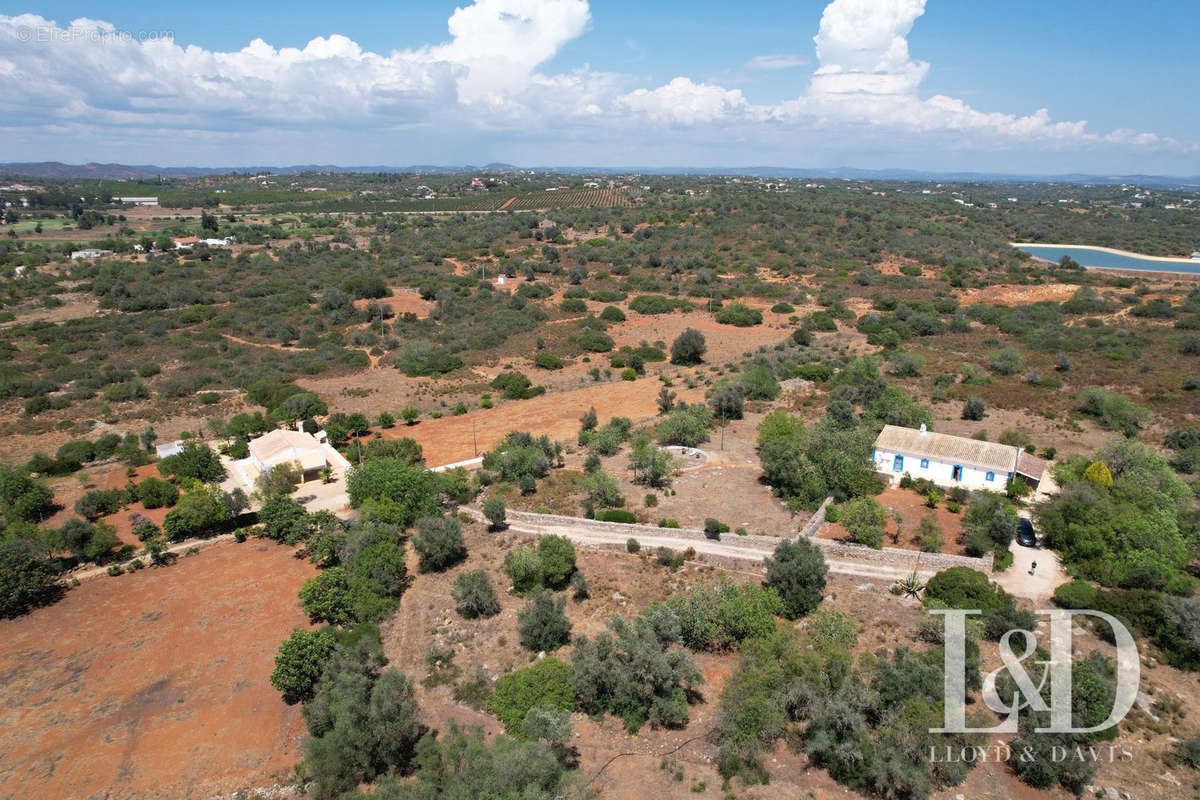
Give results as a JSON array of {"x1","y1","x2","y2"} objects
[
  {"x1": 114, "y1": 196, "x2": 158, "y2": 206},
  {"x1": 70, "y1": 248, "x2": 113, "y2": 260},
  {"x1": 872, "y1": 424, "x2": 1046, "y2": 492}
]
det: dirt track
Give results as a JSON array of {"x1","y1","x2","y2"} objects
[{"x1": 462, "y1": 507, "x2": 935, "y2": 583}]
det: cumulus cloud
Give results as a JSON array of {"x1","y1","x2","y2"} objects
[
  {"x1": 0, "y1": 0, "x2": 1192, "y2": 166},
  {"x1": 811, "y1": 0, "x2": 928, "y2": 95},
  {"x1": 618, "y1": 78, "x2": 752, "y2": 125}
]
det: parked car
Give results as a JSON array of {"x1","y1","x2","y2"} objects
[{"x1": 1016, "y1": 518, "x2": 1037, "y2": 547}]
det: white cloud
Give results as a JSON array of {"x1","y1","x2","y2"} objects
[
  {"x1": 618, "y1": 77, "x2": 751, "y2": 125},
  {"x1": 0, "y1": 0, "x2": 1193, "y2": 167},
  {"x1": 743, "y1": 53, "x2": 809, "y2": 71},
  {"x1": 811, "y1": 0, "x2": 928, "y2": 95}
]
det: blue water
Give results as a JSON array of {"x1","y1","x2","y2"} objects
[{"x1": 1014, "y1": 244, "x2": 1200, "y2": 274}]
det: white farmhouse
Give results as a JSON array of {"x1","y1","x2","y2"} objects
[
  {"x1": 248, "y1": 429, "x2": 330, "y2": 482},
  {"x1": 872, "y1": 424, "x2": 1046, "y2": 492}
]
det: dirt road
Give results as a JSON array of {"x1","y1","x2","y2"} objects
[{"x1": 464, "y1": 507, "x2": 934, "y2": 583}]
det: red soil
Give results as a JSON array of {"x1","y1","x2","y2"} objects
[
  {"x1": 381, "y1": 375, "x2": 705, "y2": 467},
  {"x1": 0, "y1": 541, "x2": 317, "y2": 800}
]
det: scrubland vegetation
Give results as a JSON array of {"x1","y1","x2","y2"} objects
[{"x1": 2, "y1": 171, "x2": 1200, "y2": 800}]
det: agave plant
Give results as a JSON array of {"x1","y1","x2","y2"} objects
[{"x1": 894, "y1": 568, "x2": 926, "y2": 600}]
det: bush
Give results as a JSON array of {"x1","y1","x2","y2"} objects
[
  {"x1": 136, "y1": 477, "x2": 179, "y2": 509},
  {"x1": 840, "y1": 496, "x2": 887, "y2": 548},
  {"x1": 258, "y1": 495, "x2": 312, "y2": 544},
  {"x1": 656, "y1": 404, "x2": 711, "y2": 446},
  {"x1": 163, "y1": 486, "x2": 232, "y2": 540},
  {"x1": 490, "y1": 371, "x2": 545, "y2": 400},
  {"x1": 302, "y1": 644, "x2": 421, "y2": 799},
  {"x1": 794, "y1": 362, "x2": 833, "y2": 382},
  {"x1": 504, "y1": 545, "x2": 543, "y2": 594},
  {"x1": 715, "y1": 302, "x2": 762, "y2": 327},
  {"x1": 987, "y1": 348, "x2": 1026, "y2": 375},
  {"x1": 596, "y1": 508, "x2": 637, "y2": 523},
  {"x1": 517, "y1": 591, "x2": 572, "y2": 652},
  {"x1": 411, "y1": 515, "x2": 466, "y2": 572},
  {"x1": 270, "y1": 628, "x2": 336, "y2": 702},
  {"x1": 452, "y1": 569, "x2": 501, "y2": 619},
  {"x1": 486, "y1": 658, "x2": 575, "y2": 736},
  {"x1": 708, "y1": 384, "x2": 744, "y2": 421},
  {"x1": 764, "y1": 538, "x2": 828, "y2": 619},
  {"x1": 346, "y1": 457, "x2": 441, "y2": 528},
  {"x1": 572, "y1": 612, "x2": 702, "y2": 731},
  {"x1": 962, "y1": 395, "x2": 986, "y2": 421},
  {"x1": 670, "y1": 328, "x2": 706, "y2": 365},
  {"x1": 533, "y1": 352, "x2": 564, "y2": 370},
  {"x1": 599, "y1": 305, "x2": 626, "y2": 322},
  {"x1": 739, "y1": 364, "x2": 780, "y2": 400},
  {"x1": 157, "y1": 441, "x2": 224, "y2": 482},
  {"x1": 1076, "y1": 388, "x2": 1150, "y2": 436},
  {"x1": 626, "y1": 538, "x2": 640, "y2": 553},
  {"x1": 74, "y1": 489, "x2": 123, "y2": 519},
  {"x1": 537, "y1": 534, "x2": 576, "y2": 588},
  {"x1": 298, "y1": 523, "x2": 407, "y2": 626},
  {"x1": 660, "y1": 581, "x2": 783, "y2": 651},
  {"x1": 630, "y1": 294, "x2": 681, "y2": 314},
  {"x1": 925, "y1": 566, "x2": 1007, "y2": 611},
  {"x1": 1, "y1": 536, "x2": 60, "y2": 618},
  {"x1": 482, "y1": 497, "x2": 506, "y2": 529},
  {"x1": 394, "y1": 339, "x2": 463, "y2": 376},
  {"x1": 703, "y1": 517, "x2": 728, "y2": 540},
  {"x1": 961, "y1": 492, "x2": 1018, "y2": 556}
]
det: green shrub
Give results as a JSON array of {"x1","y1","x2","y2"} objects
[
  {"x1": 270, "y1": 628, "x2": 337, "y2": 701},
  {"x1": 533, "y1": 352, "x2": 564, "y2": 370},
  {"x1": 840, "y1": 496, "x2": 887, "y2": 548},
  {"x1": 537, "y1": 535, "x2": 576, "y2": 588},
  {"x1": 517, "y1": 590, "x2": 572, "y2": 651},
  {"x1": 764, "y1": 538, "x2": 828, "y2": 619},
  {"x1": 596, "y1": 509, "x2": 638, "y2": 523},
  {"x1": 411, "y1": 515, "x2": 466, "y2": 573},
  {"x1": 659, "y1": 581, "x2": 783, "y2": 651},
  {"x1": 486, "y1": 657, "x2": 575, "y2": 736},
  {"x1": 715, "y1": 302, "x2": 763, "y2": 327},
  {"x1": 599, "y1": 305, "x2": 626, "y2": 322},
  {"x1": 452, "y1": 569, "x2": 501, "y2": 618},
  {"x1": 504, "y1": 545, "x2": 543, "y2": 594},
  {"x1": 1052, "y1": 580, "x2": 1101, "y2": 610}
]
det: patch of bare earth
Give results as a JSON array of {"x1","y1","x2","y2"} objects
[{"x1": 0, "y1": 541, "x2": 317, "y2": 800}]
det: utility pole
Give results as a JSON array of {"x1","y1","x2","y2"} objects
[{"x1": 472, "y1": 418, "x2": 478, "y2": 456}]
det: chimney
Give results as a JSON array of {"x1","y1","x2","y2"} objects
[{"x1": 919, "y1": 423, "x2": 927, "y2": 434}]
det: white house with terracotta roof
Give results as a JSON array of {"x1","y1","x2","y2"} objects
[{"x1": 872, "y1": 424, "x2": 1046, "y2": 492}]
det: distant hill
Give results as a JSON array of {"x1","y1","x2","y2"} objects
[{"x1": 1, "y1": 161, "x2": 1197, "y2": 189}]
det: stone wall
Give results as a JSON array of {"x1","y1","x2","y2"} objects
[
  {"x1": 500, "y1": 509, "x2": 787, "y2": 550},
  {"x1": 811, "y1": 535, "x2": 994, "y2": 573},
  {"x1": 798, "y1": 497, "x2": 834, "y2": 538}
]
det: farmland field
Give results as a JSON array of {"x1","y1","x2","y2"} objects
[{"x1": 0, "y1": 541, "x2": 316, "y2": 800}]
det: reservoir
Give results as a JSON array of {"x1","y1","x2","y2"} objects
[{"x1": 1012, "y1": 243, "x2": 1200, "y2": 274}]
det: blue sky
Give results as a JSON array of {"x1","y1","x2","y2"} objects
[{"x1": 2, "y1": 0, "x2": 1198, "y2": 173}]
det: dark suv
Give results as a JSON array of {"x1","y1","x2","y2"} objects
[{"x1": 1016, "y1": 518, "x2": 1037, "y2": 547}]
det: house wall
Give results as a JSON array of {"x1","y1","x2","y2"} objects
[{"x1": 872, "y1": 448, "x2": 1010, "y2": 491}]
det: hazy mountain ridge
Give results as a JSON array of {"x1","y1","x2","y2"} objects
[{"x1": 1, "y1": 161, "x2": 1198, "y2": 189}]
